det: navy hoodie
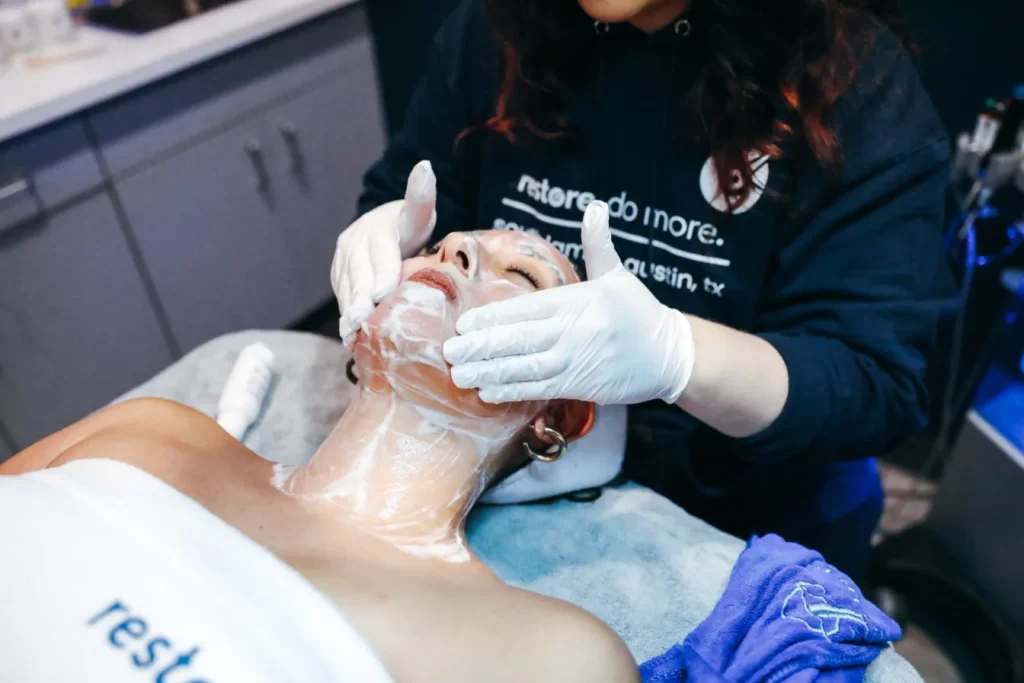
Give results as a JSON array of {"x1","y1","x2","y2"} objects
[{"x1": 357, "y1": 1, "x2": 950, "y2": 535}]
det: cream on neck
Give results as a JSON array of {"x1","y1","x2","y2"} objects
[
  {"x1": 272, "y1": 386, "x2": 511, "y2": 563},
  {"x1": 273, "y1": 281, "x2": 528, "y2": 563}
]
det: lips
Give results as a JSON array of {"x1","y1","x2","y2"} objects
[{"x1": 407, "y1": 268, "x2": 458, "y2": 302}]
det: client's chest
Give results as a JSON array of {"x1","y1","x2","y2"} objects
[{"x1": 295, "y1": 552, "x2": 520, "y2": 682}]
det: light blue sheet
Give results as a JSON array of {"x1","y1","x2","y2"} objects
[{"x1": 118, "y1": 330, "x2": 921, "y2": 682}]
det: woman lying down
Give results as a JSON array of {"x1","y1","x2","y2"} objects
[{"x1": 0, "y1": 224, "x2": 639, "y2": 683}]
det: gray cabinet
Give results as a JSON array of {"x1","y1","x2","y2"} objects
[
  {"x1": 0, "y1": 428, "x2": 13, "y2": 462},
  {"x1": 114, "y1": 18, "x2": 385, "y2": 352},
  {"x1": 0, "y1": 194, "x2": 174, "y2": 447},
  {"x1": 108, "y1": 4, "x2": 384, "y2": 353},
  {"x1": 114, "y1": 118, "x2": 302, "y2": 352},
  {"x1": 267, "y1": 69, "x2": 386, "y2": 313},
  {"x1": 0, "y1": 5, "x2": 386, "y2": 440}
]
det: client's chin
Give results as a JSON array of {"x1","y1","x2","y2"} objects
[{"x1": 353, "y1": 282, "x2": 540, "y2": 428}]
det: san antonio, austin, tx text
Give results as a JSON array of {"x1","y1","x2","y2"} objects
[
  {"x1": 491, "y1": 216, "x2": 726, "y2": 297},
  {"x1": 490, "y1": 174, "x2": 731, "y2": 295}
]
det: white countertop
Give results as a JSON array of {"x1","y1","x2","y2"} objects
[{"x1": 0, "y1": 0, "x2": 358, "y2": 144}]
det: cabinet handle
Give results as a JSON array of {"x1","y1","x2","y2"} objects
[
  {"x1": 244, "y1": 140, "x2": 270, "y2": 194},
  {"x1": 279, "y1": 122, "x2": 306, "y2": 181},
  {"x1": 0, "y1": 179, "x2": 30, "y2": 206}
]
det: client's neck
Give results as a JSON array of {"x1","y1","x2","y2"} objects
[{"x1": 273, "y1": 388, "x2": 505, "y2": 563}]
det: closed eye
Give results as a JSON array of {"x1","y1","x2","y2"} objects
[
  {"x1": 424, "y1": 241, "x2": 442, "y2": 256},
  {"x1": 508, "y1": 266, "x2": 541, "y2": 289}
]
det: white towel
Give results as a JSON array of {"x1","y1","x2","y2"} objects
[
  {"x1": 481, "y1": 404, "x2": 628, "y2": 504},
  {"x1": 0, "y1": 459, "x2": 393, "y2": 683}
]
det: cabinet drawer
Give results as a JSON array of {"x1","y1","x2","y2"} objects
[
  {"x1": 0, "y1": 193, "x2": 175, "y2": 446},
  {"x1": 0, "y1": 118, "x2": 104, "y2": 232},
  {"x1": 89, "y1": 4, "x2": 373, "y2": 177}
]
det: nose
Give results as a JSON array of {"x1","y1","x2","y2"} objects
[{"x1": 439, "y1": 234, "x2": 476, "y2": 277}]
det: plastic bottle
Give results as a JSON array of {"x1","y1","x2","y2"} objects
[
  {"x1": 216, "y1": 343, "x2": 276, "y2": 441},
  {"x1": 990, "y1": 86, "x2": 1024, "y2": 155},
  {"x1": 972, "y1": 98, "x2": 1004, "y2": 152}
]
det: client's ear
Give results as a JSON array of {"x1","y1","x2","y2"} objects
[{"x1": 539, "y1": 400, "x2": 595, "y2": 443}]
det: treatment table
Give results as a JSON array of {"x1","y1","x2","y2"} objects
[{"x1": 118, "y1": 330, "x2": 922, "y2": 682}]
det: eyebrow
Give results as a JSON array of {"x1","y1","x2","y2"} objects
[{"x1": 516, "y1": 243, "x2": 568, "y2": 286}]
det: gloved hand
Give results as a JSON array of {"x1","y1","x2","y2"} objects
[
  {"x1": 442, "y1": 201, "x2": 696, "y2": 405},
  {"x1": 332, "y1": 160, "x2": 438, "y2": 348}
]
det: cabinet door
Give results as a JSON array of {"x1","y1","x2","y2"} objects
[
  {"x1": 266, "y1": 67, "x2": 386, "y2": 314},
  {"x1": 0, "y1": 194, "x2": 174, "y2": 447},
  {"x1": 115, "y1": 119, "x2": 302, "y2": 352}
]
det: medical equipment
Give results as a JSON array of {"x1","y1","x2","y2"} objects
[
  {"x1": 970, "y1": 99, "x2": 1003, "y2": 154},
  {"x1": 933, "y1": 86, "x2": 1024, "y2": 471},
  {"x1": 216, "y1": 342, "x2": 276, "y2": 441},
  {"x1": 982, "y1": 85, "x2": 1024, "y2": 170},
  {"x1": 868, "y1": 85, "x2": 1024, "y2": 683}
]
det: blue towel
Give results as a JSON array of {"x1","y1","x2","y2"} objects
[{"x1": 640, "y1": 534, "x2": 901, "y2": 683}]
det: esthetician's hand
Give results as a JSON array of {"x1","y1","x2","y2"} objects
[
  {"x1": 332, "y1": 160, "x2": 438, "y2": 348},
  {"x1": 443, "y1": 202, "x2": 696, "y2": 405}
]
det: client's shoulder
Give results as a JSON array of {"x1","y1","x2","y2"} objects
[
  {"x1": 506, "y1": 588, "x2": 640, "y2": 683},
  {"x1": 3, "y1": 397, "x2": 265, "y2": 489}
]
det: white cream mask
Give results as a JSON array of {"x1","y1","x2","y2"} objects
[{"x1": 273, "y1": 231, "x2": 582, "y2": 563}]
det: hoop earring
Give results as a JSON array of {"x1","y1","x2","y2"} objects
[
  {"x1": 524, "y1": 427, "x2": 568, "y2": 463},
  {"x1": 346, "y1": 357, "x2": 358, "y2": 385}
]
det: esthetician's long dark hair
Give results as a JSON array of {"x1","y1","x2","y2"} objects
[{"x1": 479, "y1": 0, "x2": 913, "y2": 210}]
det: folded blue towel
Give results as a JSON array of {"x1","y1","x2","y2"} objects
[{"x1": 640, "y1": 534, "x2": 901, "y2": 683}]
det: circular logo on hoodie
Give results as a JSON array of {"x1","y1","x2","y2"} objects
[{"x1": 699, "y1": 152, "x2": 770, "y2": 215}]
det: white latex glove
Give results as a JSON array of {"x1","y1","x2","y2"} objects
[
  {"x1": 443, "y1": 201, "x2": 696, "y2": 405},
  {"x1": 332, "y1": 160, "x2": 438, "y2": 348}
]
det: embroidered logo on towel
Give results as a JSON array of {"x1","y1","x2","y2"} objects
[{"x1": 781, "y1": 581, "x2": 869, "y2": 642}]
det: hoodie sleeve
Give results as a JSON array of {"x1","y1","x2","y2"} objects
[
  {"x1": 735, "y1": 32, "x2": 950, "y2": 464},
  {"x1": 356, "y1": 1, "x2": 493, "y2": 230}
]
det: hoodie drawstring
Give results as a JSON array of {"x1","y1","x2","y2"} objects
[
  {"x1": 649, "y1": 24, "x2": 690, "y2": 281},
  {"x1": 592, "y1": 18, "x2": 692, "y2": 282}
]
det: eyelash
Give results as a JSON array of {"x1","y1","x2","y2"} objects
[
  {"x1": 426, "y1": 242, "x2": 539, "y2": 287},
  {"x1": 508, "y1": 267, "x2": 540, "y2": 288}
]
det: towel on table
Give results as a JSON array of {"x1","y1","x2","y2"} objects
[
  {"x1": 640, "y1": 534, "x2": 901, "y2": 683},
  {"x1": 116, "y1": 330, "x2": 922, "y2": 681},
  {"x1": 0, "y1": 460, "x2": 392, "y2": 682}
]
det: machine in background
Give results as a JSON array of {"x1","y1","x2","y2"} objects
[{"x1": 870, "y1": 85, "x2": 1024, "y2": 683}]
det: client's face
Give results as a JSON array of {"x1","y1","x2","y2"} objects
[{"x1": 352, "y1": 231, "x2": 579, "y2": 437}]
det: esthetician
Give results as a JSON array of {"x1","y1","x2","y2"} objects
[{"x1": 332, "y1": 0, "x2": 950, "y2": 580}]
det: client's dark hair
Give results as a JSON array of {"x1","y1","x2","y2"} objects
[{"x1": 478, "y1": 0, "x2": 912, "y2": 210}]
